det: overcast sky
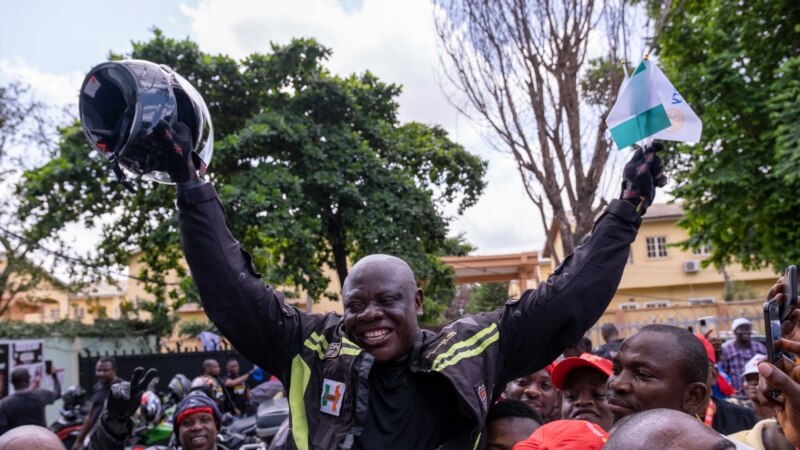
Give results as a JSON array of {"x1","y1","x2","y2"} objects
[{"x1": 1, "y1": 0, "x2": 655, "y2": 257}]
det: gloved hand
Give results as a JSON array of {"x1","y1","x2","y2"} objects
[
  {"x1": 154, "y1": 120, "x2": 197, "y2": 183},
  {"x1": 620, "y1": 142, "x2": 668, "y2": 215},
  {"x1": 105, "y1": 367, "x2": 158, "y2": 423}
]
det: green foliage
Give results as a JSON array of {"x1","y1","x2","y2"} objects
[
  {"x1": 0, "y1": 318, "x2": 157, "y2": 339},
  {"x1": 17, "y1": 32, "x2": 486, "y2": 327},
  {"x1": 656, "y1": 0, "x2": 800, "y2": 270},
  {"x1": 465, "y1": 282, "x2": 509, "y2": 314}
]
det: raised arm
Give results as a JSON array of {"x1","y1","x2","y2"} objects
[
  {"x1": 498, "y1": 144, "x2": 667, "y2": 382},
  {"x1": 158, "y1": 121, "x2": 316, "y2": 380}
]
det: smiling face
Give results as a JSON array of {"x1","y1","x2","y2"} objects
[
  {"x1": 343, "y1": 255, "x2": 422, "y2": 364},
  {"x1": 505, "y1": 369, "x2": 560, "y2": 419},
  {"x1": 561, "y1": 367, "x2": 614, "y2": 431},
  {"x1": 607, "y1": 331, "x2": 707, "y2": 419},
  {"x1": 178, "y1": 411, "x2": 218, "y2": 450}
]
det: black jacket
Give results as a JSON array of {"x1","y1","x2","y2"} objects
[{"x1": 177, "y1": 182, "x2": 641, "y2": 450}]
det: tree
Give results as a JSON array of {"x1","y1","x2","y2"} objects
[
  {"x1": 654, "y1": 0, "x2": 800, "y2": 270},
  {"x1": 434, "y1": 0, "x2": 649, "y2": 261},
  {"x1": 17, "y1": 32, "x2": 487, "y2": 326},
  {"x1": 465, "y1": 282, "x2": 510, "y2": 314},
  {"x1": 0, "y1": 82, "x2": 67, "y2": 317}
]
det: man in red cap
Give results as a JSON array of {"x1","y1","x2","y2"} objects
[
  {"x1": 550, "y1": 353, "x2": 614, "y2": 431},
  {"x1": 512, "y1": 419, "x2": 608, "y2": 450},
  {"x1": 695, "y1": 333, "x2": 758, "y2": 435}
]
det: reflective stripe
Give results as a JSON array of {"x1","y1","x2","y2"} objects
[
  {"x1": 304, "y1": 332, "x2": 329, "y2": 360},
  {"x1": 472, "y1": 433, "x2": 481, "y2": 450},
  {"x1": 289, "y1": 355, "x2": 311, "y2": 450},
  {"x1": 431, "y1": 324, "x2": 498, "y2": 371},
  {"x1": 341, "y1": 337, "x2": 362, "y2": 356}
]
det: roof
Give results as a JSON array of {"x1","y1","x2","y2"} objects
[{"x1": 641, "y1": 203, "x2": 684, "y2": 221}]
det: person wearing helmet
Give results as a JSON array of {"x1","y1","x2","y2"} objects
[
  {"x1": 88, "y1": 367, "x2": 223, "y2": 450},
  {"x1": 0, "y1": 365, "x2": 61, "y2": 433}
]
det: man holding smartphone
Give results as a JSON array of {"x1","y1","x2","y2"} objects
[{"x1": 0, "y1": 364, "x2": 61, "y2": 434}]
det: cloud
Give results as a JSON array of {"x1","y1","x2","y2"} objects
[{"x1": 0, "y1": 59, "x2": 83, "y2": 111}]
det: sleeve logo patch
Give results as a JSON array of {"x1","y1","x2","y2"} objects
[
  {"x1": 320, "y1": 378, "x2": 346, "y2": 416},
  {"x1": 325, "y1": 342, "x2": 341, "y2": 359}
]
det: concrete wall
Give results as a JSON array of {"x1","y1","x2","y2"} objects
[{"x1": 42, "y1": 335, "x2": 156, "y2": 424}]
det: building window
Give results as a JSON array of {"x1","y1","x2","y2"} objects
[
  {"x1": 688, "y1": 297, "x2": 715, "y2": 305},
  {"x1": 646, "y1": 236, "x2": 668, "y2": 259},
  {"x1": 72, "y1": 307, "x2": 84, "y2": 318},
  {"x1": 620, "y1": 302, "x2": 639, "y2": 310},
  {"x1": 49, "y1": 308, "x2": 59, "y2": 319},
  {"x1": 693, "y1": 245, "x2": 711, "y2": 256},
  {"x1": 644, "y1": 300, "x2": 671, "y2": 309}
]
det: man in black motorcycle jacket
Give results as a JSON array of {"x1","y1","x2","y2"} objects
[{"x1": 160, "y1": 122, "x2": 666, "y2": 449}]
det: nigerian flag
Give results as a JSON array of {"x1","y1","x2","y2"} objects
[{"x1": 606, "y1": 59, "x2": 702, "y2": 150}]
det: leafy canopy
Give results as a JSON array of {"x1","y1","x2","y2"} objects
[
  {"x1": 17, "y1": 32, "x2": 487, "y2": 327},
  {"x1": 656, "y1": 0, "x2": 800, "y2": 270}
]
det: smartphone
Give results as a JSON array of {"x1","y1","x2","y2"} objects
[
  {"x1": 698, "y1": 316, "x2": 717, "y2": 337},
  {"x1": 782, "y1": 265, "x2": 797, "y2": 320},
  {"x1": 45, "y1": 360, "x2": 52, "y2": 375},
  {"x1": 764, "y1": 299, "x2": 783, "y2": 397}
]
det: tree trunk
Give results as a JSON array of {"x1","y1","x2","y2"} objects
[{"x1": 327, "y1": 218, "x2": 349, "y2": 290}]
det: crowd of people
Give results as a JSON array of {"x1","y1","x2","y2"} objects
[{"x1": 5, "y1": 128, "x2": 800, "y2": 450}]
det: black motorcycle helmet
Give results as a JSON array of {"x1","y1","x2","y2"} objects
[
  {"x1": 62, "y1": 385, "x2": 86, "y2": 409},
  {"x1": 78, "y1": 59, "x2": 213, "y2": 184}
]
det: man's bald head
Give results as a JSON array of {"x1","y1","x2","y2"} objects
[
  {"x1": 344, "y1": 254, "x2": 417, "y2": 296},
  {"x1": 605, "y1": 409, "x2": 736, "y2": 450},
  {"x1": 0, "y1": 425, "x2": 63, "y2": 450}
]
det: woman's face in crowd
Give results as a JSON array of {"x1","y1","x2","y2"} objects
[{"x1": 505, "y1": 369, "x2": 560, "y2": 419}]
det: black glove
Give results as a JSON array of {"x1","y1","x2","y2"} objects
[
  {"x1": 620, "y1": 142, "x2": 668, "y2": 215},
  {"x1": 105, "y1": 367, "x2": 158, "y2": 423},
  {"x1": 154, "y1": 121, "x2": 196, "y2": 183}
]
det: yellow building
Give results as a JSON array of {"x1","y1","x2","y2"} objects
[{"x1": 546, "y1": 203, "x2": 778, "y2": 310}]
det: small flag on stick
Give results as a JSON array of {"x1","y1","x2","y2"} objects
[{"x1": 606, "y1": 59, "x2": 702, "y2": 150}]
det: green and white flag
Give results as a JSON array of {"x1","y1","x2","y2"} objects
[{"x1": 606, "y1": 59, "x2": 702, "y2": 150}]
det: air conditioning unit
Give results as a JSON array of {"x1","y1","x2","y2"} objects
[{"x1": 683, "y1": 260, "x2": 701, "y2": 273}]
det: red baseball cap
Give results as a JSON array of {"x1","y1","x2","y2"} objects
[
  {"x1": 551, "y1": 353, "x2": 612, "y2": 390},
  {"x1": 513, "y1": 419, "x2": 609, "y2": 450},
  {"x1": 695, "y1": 333, "x2": 716, "y2": 364}
]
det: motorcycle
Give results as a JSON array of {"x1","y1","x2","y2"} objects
[
  {"x1": 50, "y1": 385, "x2": 87, "y2": 449},
  {"x1": 255, "y1": 397, "x2": 289, "y2": 443}
]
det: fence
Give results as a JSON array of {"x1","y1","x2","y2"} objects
[
  {"x1": 78, "y1": 342, "x2": 256, "y2": 394},
  {"x1": 585, "y1": 298, "x2": 767, "y2": 346}
]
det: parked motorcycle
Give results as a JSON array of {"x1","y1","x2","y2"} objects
[{"x1": 50, "y1": 385, "x2": 87, "y2": 449}]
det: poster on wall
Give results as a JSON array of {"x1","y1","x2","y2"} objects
[{"x1": 0, "y1": 339, "x2": 45, "y2": 397}]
